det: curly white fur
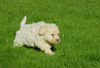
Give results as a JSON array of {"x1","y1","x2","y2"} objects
[{"x1": 14, "y1": 16, "x2": 60, "y2": 55}]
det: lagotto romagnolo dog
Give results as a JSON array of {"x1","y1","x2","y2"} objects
[{"x1": 14, "y1": 16, "x2": 60, "y2": 55}]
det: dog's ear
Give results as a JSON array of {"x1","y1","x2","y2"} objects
[{"x1": 39, "y1": 25, "x2": 48, "y2": 35}]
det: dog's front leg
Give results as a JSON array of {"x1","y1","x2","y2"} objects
[{"x1": 35, "y1": 40, "x2": 54, "y2": 55}]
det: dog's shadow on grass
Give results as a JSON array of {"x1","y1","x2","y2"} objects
[
  {"x1": 24, "y1": 45, "x2": 41, "y2": 52},
  {"x1": 51, "y1": 45, "x2": 56, "y2": 51},
  {"x1": 24, "y1": 45, "x2": 56, "y2": 52}
]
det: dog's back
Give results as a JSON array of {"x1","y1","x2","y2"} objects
[{"x1": 14, "y1": 17, "x2": 47, "y2": 46}]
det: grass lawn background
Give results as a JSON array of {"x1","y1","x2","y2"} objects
[{"x1": 0, "y1": 0, "x2": 100, "y2": 68}]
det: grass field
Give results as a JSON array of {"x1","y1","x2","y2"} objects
[{"x1": 0, "y1": 0, "x2": 100, "y2": 68}]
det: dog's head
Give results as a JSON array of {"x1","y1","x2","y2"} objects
[{"x1": 39, "y1": 24, "x2": 60, "y2": 44}]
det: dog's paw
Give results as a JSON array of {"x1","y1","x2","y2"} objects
[
  {"x1": 45, "y1": 51, "x2": 54, "y2": 55},
  {"x1": 49, "y1": 52, "x2": 54, "y2": 55}
]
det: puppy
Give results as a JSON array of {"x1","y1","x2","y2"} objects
[{"x1": 14, "y1": 16, "x2": 60, "y2": 55}]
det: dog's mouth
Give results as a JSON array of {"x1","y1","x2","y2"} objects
[
  {"x1": 46, "y1": 40, "x2": 53, "y2": 45},
  {"x1": 46, "y1": 40, "x2": 59, "y2": 45}
]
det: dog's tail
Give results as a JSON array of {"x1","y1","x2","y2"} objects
[{"x1": 20, "y1": 16, "x2": 27, "y2": 27}]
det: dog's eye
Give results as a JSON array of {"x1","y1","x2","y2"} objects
[{"x1": 51, "y1": 34, "x2": 54, "y2": 36}]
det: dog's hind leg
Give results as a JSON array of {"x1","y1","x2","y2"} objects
[
  {"x1": 13, "y1": 42, "x2": 23, "y2": 47},
  {"x1": 13, "y1": 38, "x2": 24, "y2": 47}
]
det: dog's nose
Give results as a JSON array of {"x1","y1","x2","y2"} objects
[{"x1": 57, "y1": 39, "x2": 59, "y2": 41}]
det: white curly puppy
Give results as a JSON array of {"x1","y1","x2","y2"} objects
[{"x1": 14, "y1": 16, "x2": 60, "y2": 55}]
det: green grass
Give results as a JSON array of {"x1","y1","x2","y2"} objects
[{"x1": 0, "y1": 0, "x2": 100, "y2": 68}]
